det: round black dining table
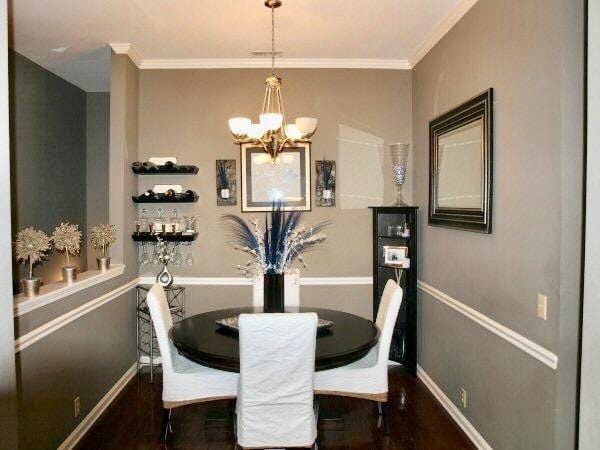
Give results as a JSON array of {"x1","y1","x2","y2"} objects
[{"x1": 169, "y1": 307, "x2": 380, "y2": 372}]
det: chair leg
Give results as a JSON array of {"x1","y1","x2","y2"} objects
[
  {"x1": 376, "y1": 401, "x2": 390, "y2": 435},
  {"x1": 161, "y1": 408, "x2": 172, "y2": 442}
]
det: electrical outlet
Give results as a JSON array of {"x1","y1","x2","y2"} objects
[
  {"x1": 459, "y1": 387, "x2": 468, "y2": 409},
  {"x1": 537, "y1": 294, "x2": 548, "y2": 320},
  {"x1": 73, "y1": 396, "x2": 81, "y2": 418}
]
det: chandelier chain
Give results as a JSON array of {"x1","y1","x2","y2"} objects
[{"x1": 271, "y1": 4, "x2": 275, "y2": 75}]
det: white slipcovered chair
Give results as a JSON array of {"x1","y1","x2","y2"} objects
[
  {"x1": 315, "y1": 279, "x2": 403, "y2": 407},
  {"x1": 146, "y1": 283, "x2": 239, "y2": 440},
  {"x1": 252, "y1": 271, "x2": 300, "y2": 307},
  {"x1": 236, "y1": 313, "x2": 318, "y2": 449}
]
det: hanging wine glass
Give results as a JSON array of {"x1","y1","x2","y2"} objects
[
  {"x1": 185, "y1": 243, "x2": 194, "y2": 266},
  {"x1": 172, "y1": 244, "x2": 183, "y2": 267},
  {"x1": 140, "y1": 243, "x2": 150, "y2": 267},
  {"x1": 151, "y1": 243, "x2": 161, "y2": 266}
]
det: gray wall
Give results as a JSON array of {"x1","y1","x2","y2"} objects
[
  {"x1": 9, "y1": 50, "x2": 87, "y2": 286},
  {"x1": 136, "y1": 68, "x2": 412, "y2": 318},
  {"x1": 86, "y1": 93, "x2": 110, "y2": 269},
  {"x1": 412, "y1": 0, "x2": 583, "y2": 448},
  {"x1": 13, "y1": 53, "x2": 140, "y2": 450}
]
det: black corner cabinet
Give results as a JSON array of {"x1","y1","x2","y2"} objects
[{"x1": 370, "y1": 206, "x2": 418, "y2": 376}]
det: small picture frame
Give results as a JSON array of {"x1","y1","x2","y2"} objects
[
  {"x1": 383, "y1": 245, "x2": 409, "y2": 267},
  {"x1": 216, "y1": 159, "x2": 237, "y2": 206}
]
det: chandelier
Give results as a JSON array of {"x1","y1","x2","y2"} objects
[{"x1": 228, "y1": 0, "x2": 317, "y2": 163}]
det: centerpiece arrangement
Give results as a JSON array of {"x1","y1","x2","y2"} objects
[
  {"x1": 223, "y1": 202, "x2": 330, "y2": 312},
  {"x1": 52, "y1": 222, "x2": 82, "y2": 283}
]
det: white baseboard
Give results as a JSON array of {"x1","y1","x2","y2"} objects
[
  {"x1": 417, "y1": 365, "x2": 492, "y2": 450},
  {"x1": 58, "y1": 363, "x2": 137, "y2": 450}
]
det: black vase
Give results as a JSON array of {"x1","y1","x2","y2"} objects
[{"x1": 264, "y1": 272, "x2": 285, "y2": 313}]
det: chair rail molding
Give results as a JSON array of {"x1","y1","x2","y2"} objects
[
  {"x1": 418, "y1": 280, "x2": 558, "y2": 370},
  {"x1": 137, "y1": 276, "x2": 373, "y2": 286},
  {"x1": 14, "y1": 264, "x2": 126, "y2": 317},
  {"x1": 57, "y1": 363, "x2": 137, "y2": 450},
  {"x1": 14, "y1": 278, "x2": 138, "y2": 353},
  {"x1": 417, "y1": 365, "x2": 492, "y2": 450}
]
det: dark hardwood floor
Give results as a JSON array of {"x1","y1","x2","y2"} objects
[{"x1": 76, "y1": 367, "x2": 475, "y2": 449}]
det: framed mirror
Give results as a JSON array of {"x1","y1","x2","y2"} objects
[{"x1": 429, "y1": 89, "x2": 493, "y2": 233}]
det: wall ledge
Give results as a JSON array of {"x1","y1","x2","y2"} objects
[{"x1": 14, "y1": 264, "x2": 126, "y2": 317}]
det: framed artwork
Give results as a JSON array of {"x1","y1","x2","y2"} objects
[
  {"x1": 216, "y1": 159, "x2": 237, "y2": 206},
  {"x1": 383, "y1": 245, "x2": 409, "y2": 268},
  {"x1": 429, "y1": 89, "x2": 493, "y2": 233},
  {"x1": 315, "y1": 160, "x2": 336, "y2": 207},
  {"x1": 240, "y1": 143, "x2": 311, "y2": 212}
]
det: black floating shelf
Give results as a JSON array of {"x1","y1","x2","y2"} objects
[
  {"x1": 132, "y1": 165, "x2": 199, "y2": 175},
  {"x1": 132, "y1": 232, "x2": 198, "y2": 242},
  {"x1": 132, "y1": 193, "x2": 199, "y2": 203}
]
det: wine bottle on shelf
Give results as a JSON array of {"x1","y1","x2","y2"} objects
[
  {"x1": 142, "y1": 189, "x2": 155, "y2": 199},
  {"x1": 142, "y1": 161, "x2": 158, "y2": 171},
  {"x1": 164, "y1": 161, "x2": 180, "y2": 171},
  {"x1": 132, "y1": 161, "x2": 143, "y2": 171}
]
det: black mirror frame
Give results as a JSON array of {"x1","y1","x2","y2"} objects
[{"x1": 428, "y1": 89, "x2": 493, "y2": 234}]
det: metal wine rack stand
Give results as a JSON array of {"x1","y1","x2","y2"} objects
[{"x1": 136, "y1": 285, "x2": 186, "y2": 383}]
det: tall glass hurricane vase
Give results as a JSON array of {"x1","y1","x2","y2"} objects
[{"x1": 390, "y1": 143, "x2": 410, "y2": 206}]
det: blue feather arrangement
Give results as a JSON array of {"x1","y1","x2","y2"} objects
[
  {"x1": 322, "y1": 161, "x2": 334, "y2": 190},
  {"x1": 223, "y1": 202, "x2": 331, "y2": 276},
  {"x1": 217, "y1": 161, "x2": 230, "y2": 189}
]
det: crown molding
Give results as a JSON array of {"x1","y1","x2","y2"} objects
[
  {"x1": 108, "y1": 43, "x2": 409, "y2": 70},
  {"x1": 110, "y1": 0, "x2": 478, "y2": 71},
  {"x1": 409, "y1": 0, "x2": 479, "y2": 68},
  {"x1": 109, "y1": 43, "x2": 143, "y2": 68},
  {"x1": 139, "y1": 58, "x2": 410, "y2": 70}
]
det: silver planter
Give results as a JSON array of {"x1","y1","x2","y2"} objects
[
  {"x1": 62, "y1": 266, "x2": 78, "y2": 283},
  {"x1": 97, "y1": 256, "x2": 111, "y2": 272},
  {"x1": 21, "y1": 277, "x2": 41, "y2": 297}
]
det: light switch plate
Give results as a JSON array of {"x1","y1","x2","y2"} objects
[{"x1": 537, "y1": 294, "x2": 548, "y2": 320}]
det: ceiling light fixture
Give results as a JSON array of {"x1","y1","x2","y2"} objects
[{"x1": 228, "y1": 0, "x2": 317, "y2": 163}]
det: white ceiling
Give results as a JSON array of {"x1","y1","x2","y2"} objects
[{"x1": 9, "y1": 0, "x2": 474, "y2": 92}]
